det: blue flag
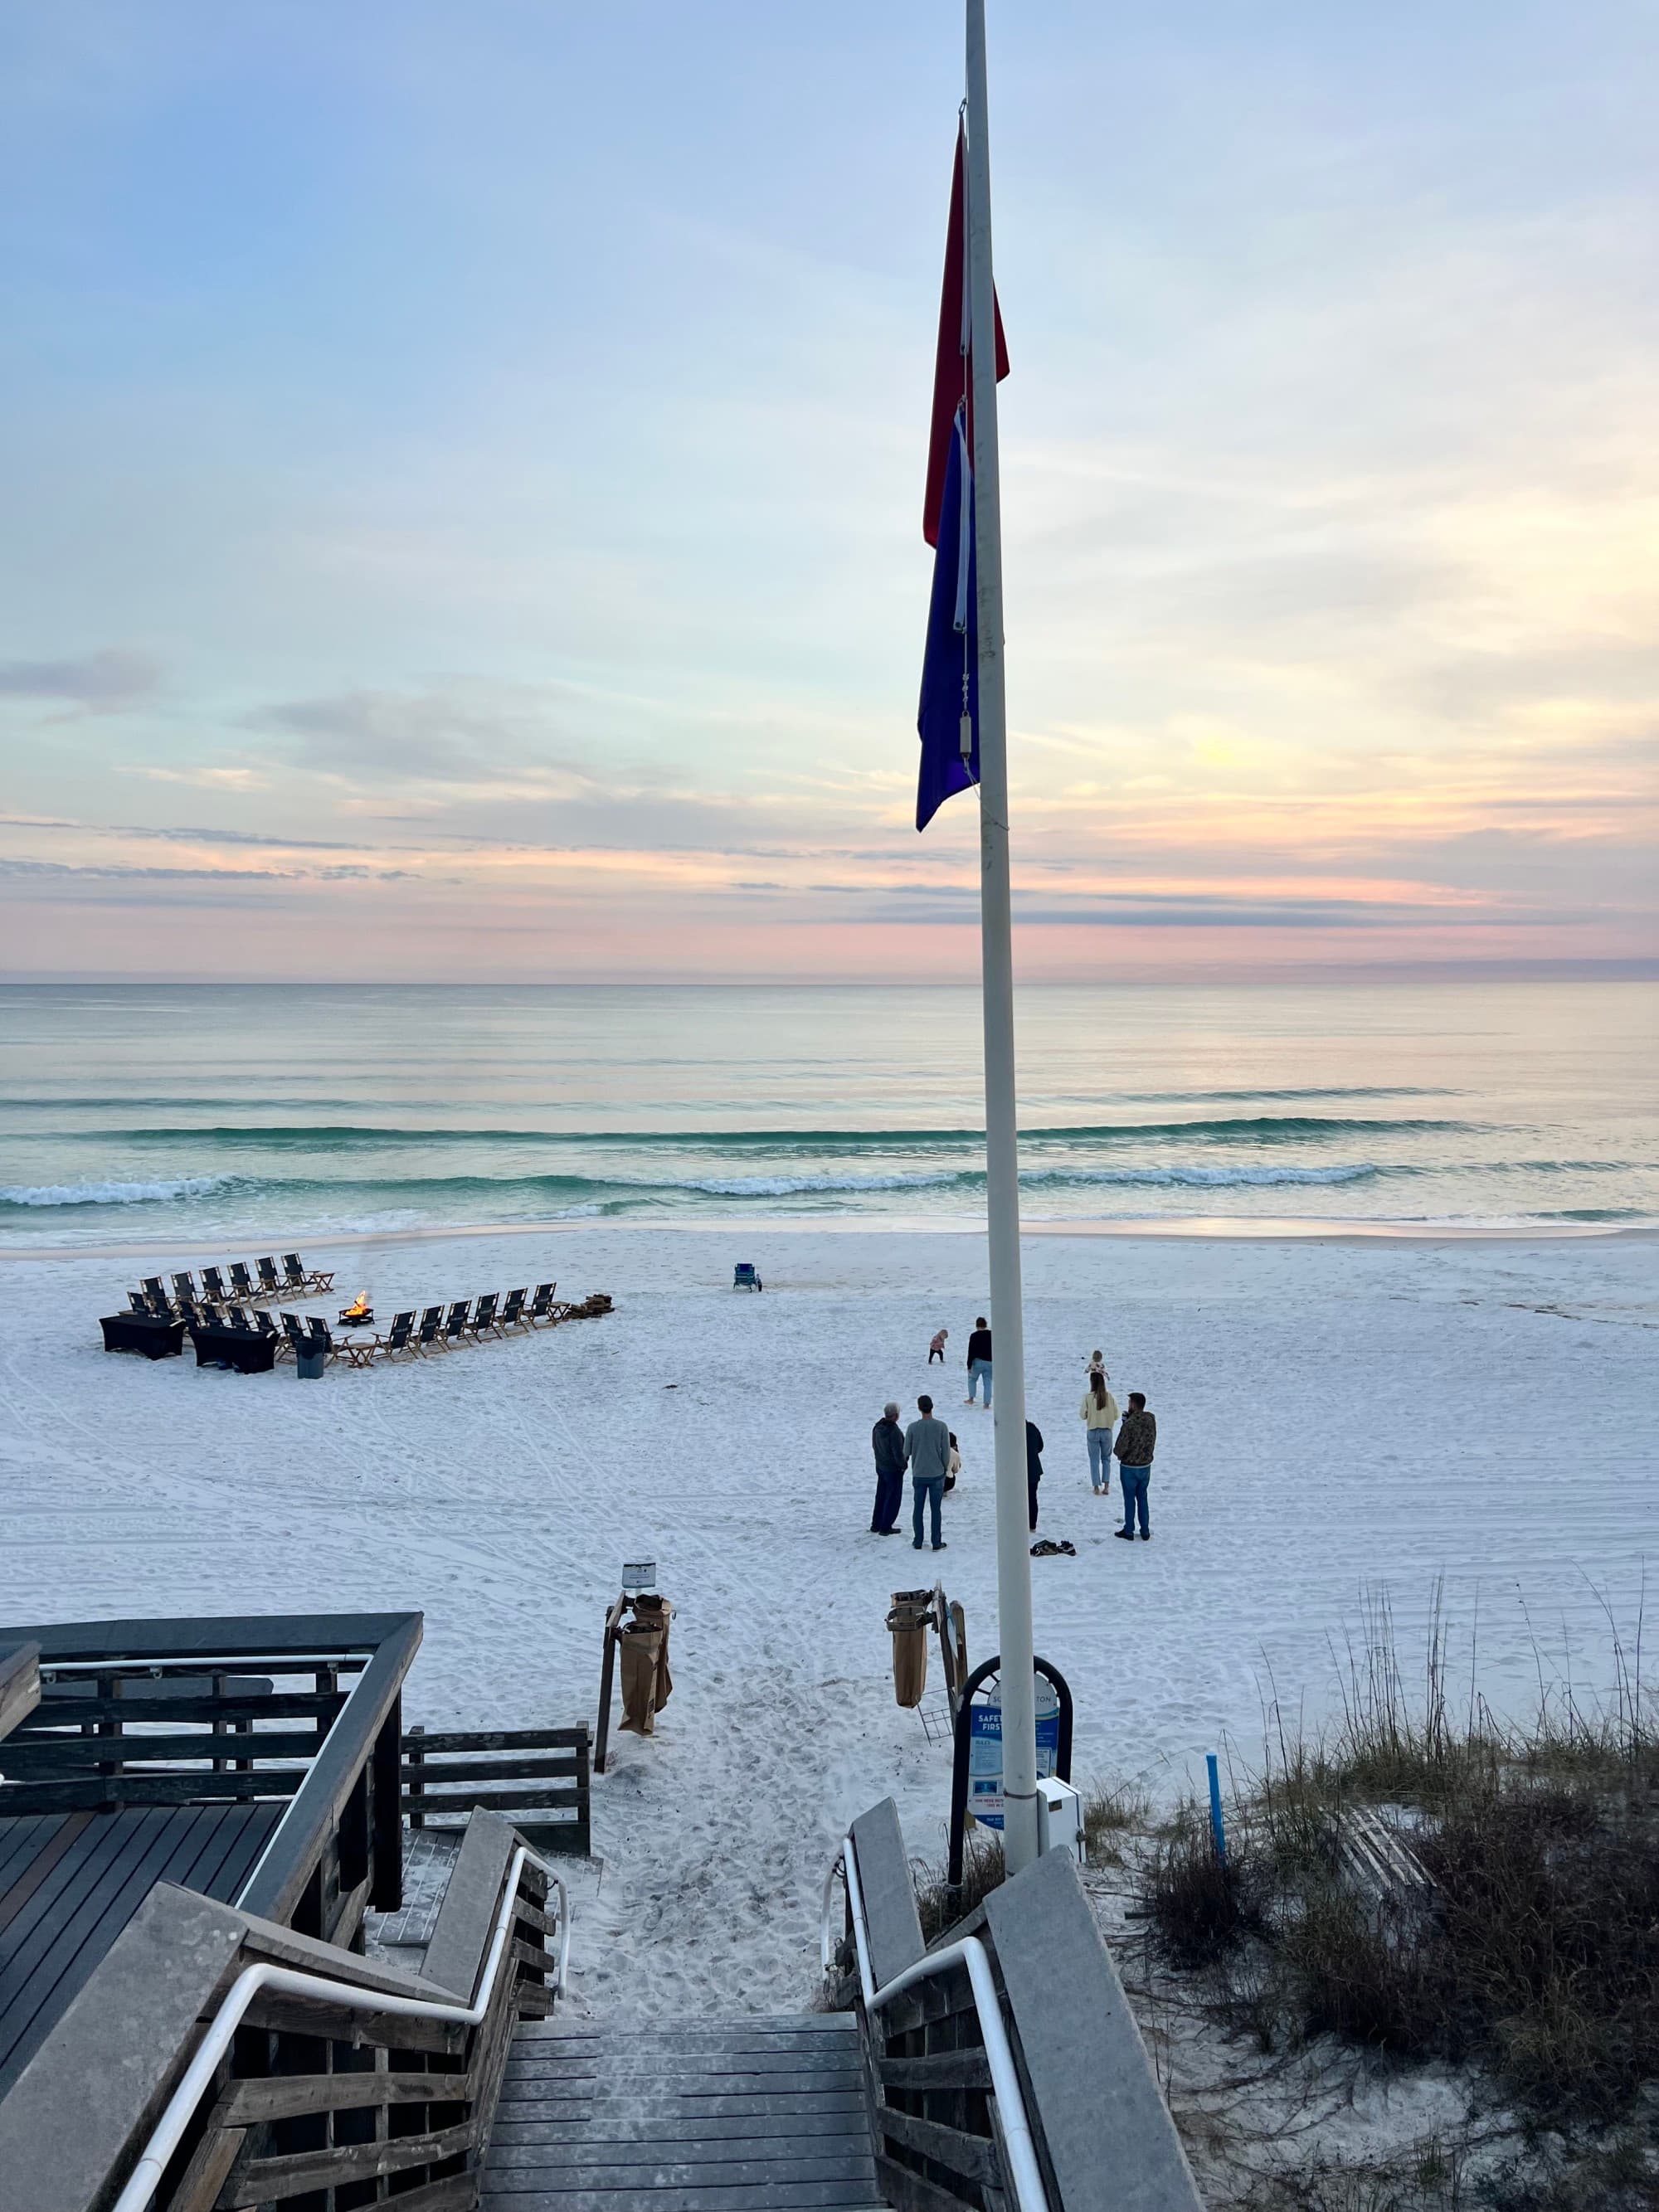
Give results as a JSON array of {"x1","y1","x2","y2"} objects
[{"x1": 916, "y1": 405, "x2": 979, "y2": 832}]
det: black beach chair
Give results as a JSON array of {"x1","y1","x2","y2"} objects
[
  {"x1": 251, "y1": 1310, "x2": 278, "y2": 1336},
  {"x1": 443, "y1": 1300, "x2": 471, "y2": 1346},
  {"x1": 202, "y1": 1266, "x2": 229, "y2": 1302},
  {"x1": 289, "y1": 1252, "x2": 336, "y2": 1292},
  {"x1": 128, "y1": 1290, "x2": 149, "y2": 1315},
  {"x1": 224, "y1": 1307, "x2": 251, "y2": 1333},
  {"x1": 415, "y1": 1308, "x2": 445, "y2": 1355},
  {"x1": 527, "y1": 1282, "x2": 557, "y2": 1326},
  {"x1": 305, "y1": 1316, "x2": 336, "y2": 1364},
  {"x1": 499, "y1": 1287, "x2": 528, "y2": 1331},
  {"x1": 142, "y1": 1276, "x2": 168, "y2": 1305},
  {"x1": 280, "y1": 1255, "x2": 308, "y2": 1291},
  {"x1": 229, "y1": 1262, "x2": 256, "y2": 1300},
  {"x1": 468, "y1": 1292, "x2": 501, "y2": 1339},
  {"x1": 733, "y1": 1262, "x2": 762, "y2": 1291},
  {"x1": 369, "y1": 1310, "x2": 416, "y2": 1363},
  {"x1": 255, "y1": 1257, "x2": 282, "y2": 1296},
  {"x1": 280, "y1": 1313, "x2": 308, "y2": 1354},
  {"x1": 172, "y1": 1271, "x2": 197, "y2": 1304}
]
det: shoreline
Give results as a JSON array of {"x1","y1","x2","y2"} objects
[{"x1": 2, "y1": 1211, "x2": 1651, "y2": 1265}]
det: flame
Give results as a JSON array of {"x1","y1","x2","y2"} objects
[{"x1": 343, "y1": 1291, "x2": 371, "y2": 1320}]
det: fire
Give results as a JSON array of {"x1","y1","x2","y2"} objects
[{"x1": 343, "y1": 1291, "x2": 371, "y2": 1320}]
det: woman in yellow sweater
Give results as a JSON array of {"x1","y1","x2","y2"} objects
[{"x1": 1079, "y1": 1365, "x2": 1121, "y2": 1495}]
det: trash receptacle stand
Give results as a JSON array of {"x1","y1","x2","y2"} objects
[{"x1": 595, "y1": 1594, "x2": 627, "y2": 1776}]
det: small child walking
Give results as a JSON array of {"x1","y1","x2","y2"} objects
[{"x1": 928, "y1": 1327, "x2": 948, "y2": 1364}]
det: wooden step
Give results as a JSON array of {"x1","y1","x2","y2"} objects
[{"x1": 481, "y1": 2014, "x2": 880, "y2": 2212}]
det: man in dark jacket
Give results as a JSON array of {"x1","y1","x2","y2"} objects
[
  {"x1": 870, "y1": 1401, "x2": 905, "y2": 1534},
  {"x1": 1112, "y1": 1393, "x2": 1157, "y2": 1540},
  {"x1": 1025, "y1": 1419, "x2": 1044, "y2": 1533},
  {"x1": 965, "y1": 1315, "x2": 993, "y2": 1407}
]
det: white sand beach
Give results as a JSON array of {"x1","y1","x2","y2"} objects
[{"x1": 2, "y1": 1224, "x2": 1654, "y2": 2021}]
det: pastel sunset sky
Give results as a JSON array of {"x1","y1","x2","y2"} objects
[{"x1": 2, "y1": 1, "x2": 1655, "y2": 982}]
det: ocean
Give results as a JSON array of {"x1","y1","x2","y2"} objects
[{"x1": 1, "y1": 980, "x2": 1653, "y2": 1248}]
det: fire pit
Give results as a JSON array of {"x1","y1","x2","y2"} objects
[{"x1": 338, "y1": 1293, "x2": 374, "y2": 1326}]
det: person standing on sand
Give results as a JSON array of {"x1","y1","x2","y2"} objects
[
  {"x1": 870, "y1": 1401, "x2": 906, "y2": 1535},
  {"x1": 1025, "y1": 1419, "x2": 1044, "y2": 1532},
  {"x1": 1079, "y1": 1368, "x2": 1120, "y2": 1494},
  {"x1": 929, "y1": 1327, "x2": 948, "y2": 1364},
  {"x1": 965, "y1": 1316, "x2": 992, "y2": 1406},
  {"x1": 1113, "y1": 1392, "x2": 1157, "y2": 1541},
  {"x1": 905, "y1": 1393, "x2": 953, "y2": 1552}
]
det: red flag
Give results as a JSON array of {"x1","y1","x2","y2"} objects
[{"x1": 923, "y1": 119, "x2": 1010, "y2": 547}]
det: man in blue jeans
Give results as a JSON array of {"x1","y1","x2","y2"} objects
[
  {"x1": 905, "y1": 1393, "x2": 953, "y2": 1551},
  {"x1": 1112, "y1": 1392, "x2": 1157, "y2": 1541}
]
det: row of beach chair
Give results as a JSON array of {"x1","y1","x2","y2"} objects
[
  {"x1": 343, "y1": 1285, "x2": 574, "y2": 1366},
  {"x1": 132, "y1": 1256, "x2": 333, "y2": 1315}
]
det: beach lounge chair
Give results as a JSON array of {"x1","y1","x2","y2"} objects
[
  {"x1": 468, "y1": 1292, "x2": 501, "y2": 1339},
  {"x1": 304, "y1": 1316, "x2": 336, "y2": 1364},
  {"x1": 373, "y1": 1310, "x2": 416, "y2": 1359},
  {"x1": 286, "y1": 1252, "x2": 336, "y2": 1292},
  {"x1": 255, "y1": 1257, "x2": 282, "y2": 1296},
  {"x1": 172, "y1": 1271, "x2": 197, "y2": 1304},
  {"x1": 251, "y1": 1310, "x2": 278, "y2": 1336},
  {"x1": 280, "y1": 1313, "x2": 308, "y2": 1354},
  {"x1": 499, "y1": 1287, "x2": 528, "y2": 1331},
  {"x1": 202, "y1": 1266, "x2": 229, "y2": 1302},
  {"x1": 527, "y1": 1282, "x2": 557, "y2": 1326},
  {"x1": 443, "y1": 1300, "x2": 471, "y2": 1346},
  {"x1": 128, "y1": 1290, "x2": 150, "y2": 1315},
  {"x1": 733, "y1": 1262, "x2": 763, "y2": 1291},
  {"x1": 143, "y1": 1276, "x2": 168, "y2": 1305},
  {"x1": 229, "y1": 1262, "x2": 255, "y2": 1300},
  {"x1": 224, "y1": 1307, "x2": 251, "y2": 1332},
  {"x1": 415, "y1": 1308, "x2": 445, "y2": 1354}
]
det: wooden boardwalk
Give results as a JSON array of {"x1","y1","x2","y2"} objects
[
  {"x1": 0, "y1": 1801, "x2": 282, "y2": 2098},
  {"x1": 483, "y1": 2014, "x2": 884, "y2": 2212}
]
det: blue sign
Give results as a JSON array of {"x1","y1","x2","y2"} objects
[{"x1": 966, "y1": 1675, "x2": 1061, "y2": 1830}]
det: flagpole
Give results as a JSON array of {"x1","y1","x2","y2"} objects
[{"x1": 964, "y1": 0, "x2": 1039, "y2": 1878}]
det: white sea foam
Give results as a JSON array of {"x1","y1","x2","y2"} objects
[{"x1": 0, "y1": 1174, "x2": 235, "y2": 1208}]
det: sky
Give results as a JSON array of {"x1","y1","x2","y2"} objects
[{"x1": 1, "y1": 0, "x2": 1655, "y2": 984}]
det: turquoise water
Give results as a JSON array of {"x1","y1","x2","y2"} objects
[{"x1": 1, "y1": 981, "x2": 1654, "y2": 1246}]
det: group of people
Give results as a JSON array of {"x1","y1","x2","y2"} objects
[{"x1": 871, "y1": 1321, "x2": 1159, "y2": 1547}]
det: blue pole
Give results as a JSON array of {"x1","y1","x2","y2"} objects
[{"x1": 1206, "y1": 1752, "x2": 1227, "y2": 1862}]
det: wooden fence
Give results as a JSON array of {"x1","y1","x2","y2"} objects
[{"x1": 403, "y1": 1724, "x2": 591, "y2": 1856}]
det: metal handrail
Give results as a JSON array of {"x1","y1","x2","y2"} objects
[
  {"x1": 111, "y1": 1843, "x2": 567, "y2": 2212},
  {"x1": 823, "y1": 1834, "x2": 1049, "y2": 2212}
]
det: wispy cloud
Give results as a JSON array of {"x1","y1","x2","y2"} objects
[{"x1": 0, "y1": 648, "x2": 160, "y2": 712}]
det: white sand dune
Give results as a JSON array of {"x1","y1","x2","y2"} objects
[{"x1": 1, "y1": 1225, "x2": 1653, "y2": 2021}]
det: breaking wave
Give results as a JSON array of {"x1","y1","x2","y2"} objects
[{"x1": 0, "y1": 1174, "x2": 238, "y2": 1208}]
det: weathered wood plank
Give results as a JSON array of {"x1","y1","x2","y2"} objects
[
  {"x1": 399, "y1": 1754, "x2": 582, "y2": 1786},
  {"x1": 0, "y1": 1767, "x2": 309, "y2": 1812},
  {"x1": 402, "y1": 1728, "x2": 590, "y2": 1754},
  {"x1": 479, "y1": 2184, "x2": 882, "y2": 2210},
  {"x1": 983, "y1": 1845, "x2": 1205, "y2": 2212},
  {"x1": 222, "y1": 2116, "x2": 474, "y2": 2203},
  {"x1": 0, "y1": 1642, "x2": 41, "y2": 1743},
  {"x1": 503, "y1": 2049, "x2": 862, "y2": 2081},
  {"x1": 874, "y1": 2105, "x2": 1000, "y2": 2184},
  {"x1": 218, "y1": 2067, "x2": 464, "y2": 2123},
  {"x1": 401, "y1": 1784, "x2": 581, "y2": 1814},
  {"x1": 0, "y1": 1729, "x2": 333, "y2": 1772},
  {"x1": 421, "y1": 1807, "x2": 518, "y2": 2001},
  {"x1": 13, "y1": 1690, "x2": 343, "y2": 1728},
  {"x1": 875, "y1": 2147, "x2": 980, "y2": 2212},
  {"x1": 878, "y1": 2049, "x2": 992, "y2": 2092},
  {"x1": 484, "y1": 2150, "x2": 878, "y2": 2184},
  {"x1": 849, "y1": 1797, "x2": 926, "y2": 1991},
  {"x1": 489, "y1": 2114, "x2": 871, "y2": 2147}
]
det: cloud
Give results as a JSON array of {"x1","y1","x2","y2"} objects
[{"x1": 0, "y1": 648, "x2": 161, "y2": 711}]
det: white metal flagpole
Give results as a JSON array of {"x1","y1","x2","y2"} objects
[{"x1": 964, "y1": 0, "x2": 1039, "y2": 1877}]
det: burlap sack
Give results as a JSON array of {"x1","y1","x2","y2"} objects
[{"x1": 619, "y1": 1623, "x2": 665, "y2": 1734}]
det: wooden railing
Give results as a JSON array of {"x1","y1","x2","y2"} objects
[
  {"x1": 403, "y1": 1723, "x2": 591, "y2": 1854},
  {"x1": 825, "y1": 1798, "x2": 1205, "y2": 2212},
  {"x1": 0, "y1": 1612, "x2": 422, "y2": 1946},
  {"x1": 0, "y1": 1812, "x2": 559, "y2": 2212}
]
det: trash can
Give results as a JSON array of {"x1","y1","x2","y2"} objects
[
  {"x1": 619, "y1": 1594, "x2": 674, "y2": 1735},
  {"x1": 887, "y1": 1588, "x2": 933, "y2": 1709},
  {"x1": 296, "y1": 1345, "x2": 327, "y2": 1380}
]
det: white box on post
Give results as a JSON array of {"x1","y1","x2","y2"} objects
[{"x1": 1036, "y1": 1777, "x2": 1083, "y2": 1862}]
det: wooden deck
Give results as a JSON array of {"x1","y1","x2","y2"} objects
[
  {"x1": 0, "y1": 1801, "x2": 283, "y2": 2098},
  {"x1": 482, "y1": 2015, "x2": 883, "y2": 2212}
]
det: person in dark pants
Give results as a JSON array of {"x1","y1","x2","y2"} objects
[
  {"x1": 1026, "y1": 1418, "x2": 1044, "y2": 1532},
  {"x1": 1113, "y1": 1392, "x2": 1157, "y2": 1540},
  {"x1": 870, "y1": 1401, "x2": 906, "y2": 1534}
]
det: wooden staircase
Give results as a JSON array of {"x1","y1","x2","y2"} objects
[{"x1": 481, "y1": 2012, "x2": 885, "y2": 2212}]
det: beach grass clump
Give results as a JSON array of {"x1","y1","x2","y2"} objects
[
  {"x1": 1138, "y1": 1589, "x2": 1659, "y2": 2140},
  {"x1": 1080, "y1": 1774, "x2": 1151, "y2": 1864},
  {"x1": 912, "y1": 1825, "x2": 1006, "y2": 1942}
]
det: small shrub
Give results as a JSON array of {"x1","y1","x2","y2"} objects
[
  {"x1": 1081, "y1": 1775, "x2": 1150, "y2": 1864},
  {"x1": 912, "y1": 1825, "x2": 1005, "y2": 1943},
  {"x1": 1146, "y1": 1809, "x2": 1262, "y2": 1969}
]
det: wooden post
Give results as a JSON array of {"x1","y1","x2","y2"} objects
[
  {"x1": 370, "y1": 1694, "x2": 403, "y2": 1911},
  {"x1": 406, "y1": 1723, "x2": 426, "y2": 1830},
  {"x1": 594, "y1": 1596, "x2": 626, "y2": 1777}
]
